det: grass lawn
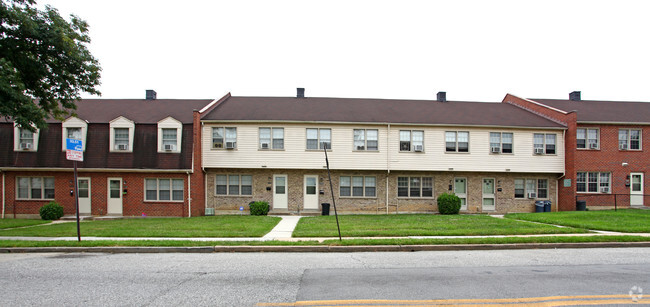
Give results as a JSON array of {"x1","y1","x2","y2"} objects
[
  {"x1": 0, "y1": 216, "x2": 281, "y2": 237},
  {"x1": 292, "y1": 214, "x2": 588, "y2": 237},
  {"x1": 506, "y1": 209, "x2": 650, "y2": 233},
  {"x1": 0, "y1": 219, "x2": 51, "y2": 229}
]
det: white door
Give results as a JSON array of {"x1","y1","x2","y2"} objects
[
  {"x1": 631, "y1": 173, "x2": 644, "y2": 206},
  {"x1": 78, "y1": 178, "x2": 91, "y2": 215},
  {"x1": 304, "y1": 175, "x2": 319, "y2": 210},
  {"x1": 454, "y1": 178, "x2": 467, "y2": 211},
  {"x1": 107, "y1": 178, "x2": 123, "y2": 215},
  {"x1": 273, "y1": 175, "x2": 288, "y2": 210},
  {"x1": 482, "y1": 178, "x2": 495, "y2": 211}
]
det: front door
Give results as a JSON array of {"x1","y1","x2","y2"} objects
[
  {"x1": 304, "y1": 175, "x2": 319, "y2": 210},
  {"x1": 273, "y1": 175, "x2": 288, "y2": 210},
  {"x1": 77, "y1": 178, "x2": 91, "y2": 215},
  {"x1": 107, "y1": 178, "x2": 123, "y2": 215},
  {"x1": 454, "y1": 178, "x2": 467, "y2": 211},
  {"x1": 631, "y1": 173, "x2": 644, "y2": 206},
  {"x1": 482, "y1": 178, "x2": 495, "y2": 211}
]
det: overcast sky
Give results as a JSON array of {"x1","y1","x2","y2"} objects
[{"x1": 42, "y1": 0, "x2": 650, "y2": 102}]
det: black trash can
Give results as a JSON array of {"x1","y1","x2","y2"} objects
[
  {"x1": 544, "y1": 200, "x2": 552, "y2": 212},
  {"x1": 321, "y1": 203, "x2": 330, "y2": 216},
  {"x1": 535, "y1": 200, "x2": 545, "y2": 213},
  {"x1": 576, "y1": 200, "x2": 587, "y2": 211}
]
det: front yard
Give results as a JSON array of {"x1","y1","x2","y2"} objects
[
  {"x1": 292, "y1": 214, "x2": 588, "y2": 237},
  {"x1": 506, "y1": 209, "x2": 650, "y2": 233}
]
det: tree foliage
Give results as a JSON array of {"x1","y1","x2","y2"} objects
[{"x1": 0, "y1": 0, "x2": 101, "y2": 131}]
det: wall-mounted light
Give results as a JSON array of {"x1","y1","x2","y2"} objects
[{"x1": 622, "y1": 162, "x2": 629, "y2": 167}]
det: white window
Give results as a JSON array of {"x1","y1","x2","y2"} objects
[
  {"x1": 619, "y1": 129, "x2": 641, "y2": 150},
  {"x1": 145, "y1": 178, "x2": 184, "y2": 201},
  {"x1": 109, "y1": 116, "x2": 134, "y2": 152},
  {"x1": 339, "y1": 176, "x2": 376, "y2": 197},
  {"x1": 490, "y1": 132, "x2": 513, "y2": 154},
  {"x1": 577, "y1": 128, "x2": 599, "y2": 149},
  {"x1": 14, "y1": 125, "x2": 39, "y2": 151},
  {"x1": 215, "y1": 175, "x2": 252, "y2": 196},
  {"x1": 397, "y1": 176, "x2": 433, "y2": 198},
  {"x1": 259, "y1": 128, "x2": 284, "y2": 149},
  {"x1": 157, "y1": 117, "x2": 182, "y2": 153},
  {"x1": 577, "y1": 172, "x2": 610, "y2": 193},
  {"x1": 212, "y1": 127, "x2": 237, "y2": 149},
  {"x1": 353, "y1": 129, "x2": 379, "y2": 151},
  {"x1": 400, "y1": 130, "x2": 424, "y2": 152},
  {"x1": 61, "y1": 116, "x2": 88, "y2": 151},
  {"x1": 445, "y1": 131, "x2": 468, "y2": 152},
  {"x1": 515, "y1": 178, "x2": 548, "y2": 199},
  {"x1": 17, "y1": 177, "x2": 55, "y2": 199},
  {"x1": 533, "y1": 133, "x2": 556, "y2": 155},
  {"x1": 306, "y1": 128, "x2": 331, "y2": 150}
]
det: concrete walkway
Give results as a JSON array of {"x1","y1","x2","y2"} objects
[{"x1": 263, "y1": 216, "x2": 302, "y2": 239}]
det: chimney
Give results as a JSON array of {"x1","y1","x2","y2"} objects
[
  {"x1": 296, "y1": 88, "x2": 305, "y2": 98},
  {"x1": 569, "y1": 91, "x2": 581, "y2": 101},
  {"x1": 437, "y1": 91, "x2": 447, "y2": 102},
  {"x1": 146, "y1": 89, "x2": 157, "y2": 100}
]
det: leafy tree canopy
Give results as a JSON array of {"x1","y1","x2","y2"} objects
[{"x1": 0, "y1": 0, "x2": 101, "y2": 131}]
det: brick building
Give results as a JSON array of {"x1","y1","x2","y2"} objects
[
  {"x1": 0, "y1": 91, "x2": 210, "y2": 218},
  {"x1": 504, "y1": 91, "x2": 650, "y2": 210}
]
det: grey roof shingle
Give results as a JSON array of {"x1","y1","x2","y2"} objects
[{"x1": 531, "y1": 99, "x2": 650, "y2": 124}]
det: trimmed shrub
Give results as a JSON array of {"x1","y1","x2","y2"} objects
[
  {"x1": 249, "y1": 201, "x2": 270, "y2": 216},
  {"x1": 437, "y1": 193, "x2": 461, "y2": 215},
  {"x1": 39, "y1": 201, "x2": 64, "y2": 220}
]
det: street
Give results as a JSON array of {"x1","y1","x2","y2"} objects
[{"x1": 0, "y1": 248, "x2": 647, "y2": 306}]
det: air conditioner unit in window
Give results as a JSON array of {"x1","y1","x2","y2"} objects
[
  {"x1": 225, "y1": 142, "x2": 235, "y2": 149},
  {"x1": 619, "y1": 144, "x2": 628, "y2": 150},
  {"x1": 164, "y1": 144, "x2": 175, "y2": 151},
  {"x1": 600, "y1": 187, "x2": 609, "y2": 193},
  {"x1": 589, "y1": 143, "x2": 598, "y2": 149},
  {"x1": 534, "y1": 148, "x2": 544, "y2": 155},
  {"x1": 20, "y1": 143, "x2": 32, "y2": 150},
  {"x1": 527, "y1": 192, "x2": 537, "y2": 199},
  {"x1": 117, "y1": 144, "x2": 128, "y2": 150},
  {"x1": 491, "y1": 146, "x2": 500, "y2": 153},
  {"x1": 413, "y1": 144, "x2": 423, "y2": 152},
  {"x1": 261, "y1": 143, "x2": 269, "y2": 149},
  {"x1": 205, "y1": 208, "x2": 215, "y2": 216},
  {"x1": 356, "y1": 145, "x2": 365, "y2": 150}
]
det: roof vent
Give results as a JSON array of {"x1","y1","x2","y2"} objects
[
  {"x1": 569, "y1": 91, "x2": 581, "y2": 101},
  {"x1": 437, "y1": 91, "x2": 447, "y2": 102},
  {"x1": 297, "y1": 88, "x2": 305, "y2": 98},
  {"x1": 146, "y1": 90, "x2": 157, "y2": 100}
]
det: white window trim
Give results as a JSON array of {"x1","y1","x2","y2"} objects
[
  {"x1": 514, "y1": 178, "x2": 549, "y2": 199},
  {"x1": 400, "y1": 130, "x2": 425, "y2": 152},
  {"x1": 211, "y1": 127, "x2": 237, "y2": 150},
  {"x1": 109, "y1": 116, "x2": 135, "y2": 152},
  {"x1": 14, "y1": 124, "x2": 39, "y2": 152},
  {"x1": 61, "y1": 117, "x2": 88, "y2": 152},
  {"x1": 576, "y1": 128, "x2": 599, "y2": 150},
  {"x1": 259, "y1": 127, "x2": 284, "y2": 150},
  {"x1": 397, "y1": 176, "x2": 434, "y2": 198},
  {"x1": 533, "y1": 133, "x2": 557, "y2": 155},
  {"x1": 215, "y1": 174, "x2": 253, "y2": 196},
  {"x1": 157, "y1": 117, "x2": 182, "y2": 153},
  {"x1": 618, "y1": 128, "x2": 642, "y2": 151},
  {"x1": 445, "y1": 131, "x2": 469, "y2": 153},
  {"x1": 339, "y1": 176, "x2": 377, "y2": 198},
  {"x1": 16, "y1": 176, "x2": 55, "y2": 200},
  {"x1": 489, "y1": 132, "x2": 513, "y2": 154},
  {"x1": 353, "y1": 129, "x2": 379, "y2": 151},
  {"x1": 576, "y1": 172, "x2": 611, "y2": 194},
  {"x1": 144, "y1": 178, "x2": 184, "y2": 202},
  {"x1": 306, "y1": 128, "x2": 332, "y2": 150}
]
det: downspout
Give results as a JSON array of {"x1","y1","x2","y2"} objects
[
  {"x1": 386, "y1": 123, "x2": 391, "y2": 214},
  {"x1": 201, "y1": 121, "x2": 208, "y2": 214},
  {"x1": 187, "y1": 172, "x2": 191, "y2": 217},
  {"x1": 2, "y1": 171, "x2": 5, "y2": 219}
]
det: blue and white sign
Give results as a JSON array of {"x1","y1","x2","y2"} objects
[{"x1": 66, "y1": 138, "x2": 83, "y2": 162}]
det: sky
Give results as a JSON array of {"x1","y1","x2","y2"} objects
[{"x1": 41, "y1": 0, "x2": 650, "y2": 102}]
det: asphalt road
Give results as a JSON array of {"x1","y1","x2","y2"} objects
[{"x1": 0, "y1": 248, "x2": 648, "y2": 306}]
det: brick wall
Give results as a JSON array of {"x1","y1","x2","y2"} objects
[{"x1": 189, "y1": 110, "x2": 205, "y2": 217}]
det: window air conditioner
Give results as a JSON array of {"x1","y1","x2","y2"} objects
[
  {"x1": 356, "y1": 145, "x2": 365, "y2": 150},
  {"x1": 413, "y1": 144, "x2": 423, "y2": 152},
  {"x1": 534, "y1": 148, "x2": 544, "y2": 155},
  {"x1": 205, "y1": 208, "x2": 215, "y2": 216},
  {"x1": 225, "y1": 142, "x2": 235, "y2": 149},
  {"x1": 619, "y1": 144, "x2": 628, "y2": 150},
  {"x1": 600, "y1": 187, "x2": 609, "y2": 193},
  {"x1": 491, "y1": 146, "x2": 500, "y2": 153},
  {"x1": 589, "y1": 143, "x2": 598, "y2": 149},
  {"x1": 261, "y1": 143, "x2": 269, "y2": 149},
  {"x1": 527, "y1": 192, "x2": 537, "y2": 199},
  {"x1": 117, "y1": 144, "x2": 128, "y2": 150},
  {"x1": 164, "y1": 144, "x2": 175, "y2": 151},
  {"x1": 20, "y1": 143, "x2": 32, "y2": 150}
]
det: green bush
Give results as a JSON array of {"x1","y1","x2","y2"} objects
[
  {"x1": 437, "y1": 193, "x2": 461, "y2": 215},
  {"x1": 39, "y1": 201, "x2": 64, "y2": 220},
  {"x1": 249, "y1": 201, "x2": 270, "y2": 216}
]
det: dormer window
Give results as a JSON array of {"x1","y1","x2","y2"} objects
[
  {"x1": 157, "y1": 117, "x2": 182, "y2": 153},
  {"x1": 61, "y1": 117, "x2": 88, "y2": 151},
  {"x1": 14, "y1": 124, "x2": 39, "y2": 151},
  {"x1": 109, "y1": 116, "x2": 135, "y2": 152},
  {"x1": 114, "y1": 128, "x2": 129, "y2": 150}
]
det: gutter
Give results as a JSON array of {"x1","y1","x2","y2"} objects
[
  {"x1": 187, "y1": 172, "x2": 191, "y2": 218},
  {"x1": 0, "y1": 167, "x2": 193, "y2": 173},
  {"x1": 386, "y1": 123, "x2": 391, "y2": 214}
]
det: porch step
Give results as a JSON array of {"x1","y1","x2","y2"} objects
[{"x1": 300, "y1": 209, "x2": 321, "y2": 216}]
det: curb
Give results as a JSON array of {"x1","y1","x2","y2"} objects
[{"x1": 1, "y1": 242, "x2": 649, "y2": 253}]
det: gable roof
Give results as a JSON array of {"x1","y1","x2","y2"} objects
[
  {"x1": 529, "y1": 99, "x2": 650, "y2": 124},
  {"x1": 201, "y1": 96, "x2": 565, "y2": 129}
]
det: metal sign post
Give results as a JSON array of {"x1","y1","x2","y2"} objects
[
  {"x1": 323, "y1": 144, "x2": 342, "y2": 241},
  {"x1": 66, "y1": 139, "x2": 83, "y2": 242}
]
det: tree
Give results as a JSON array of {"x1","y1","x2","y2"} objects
[{"x1": 0, "y1": 0, "x2": 101, "y2": 131}]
